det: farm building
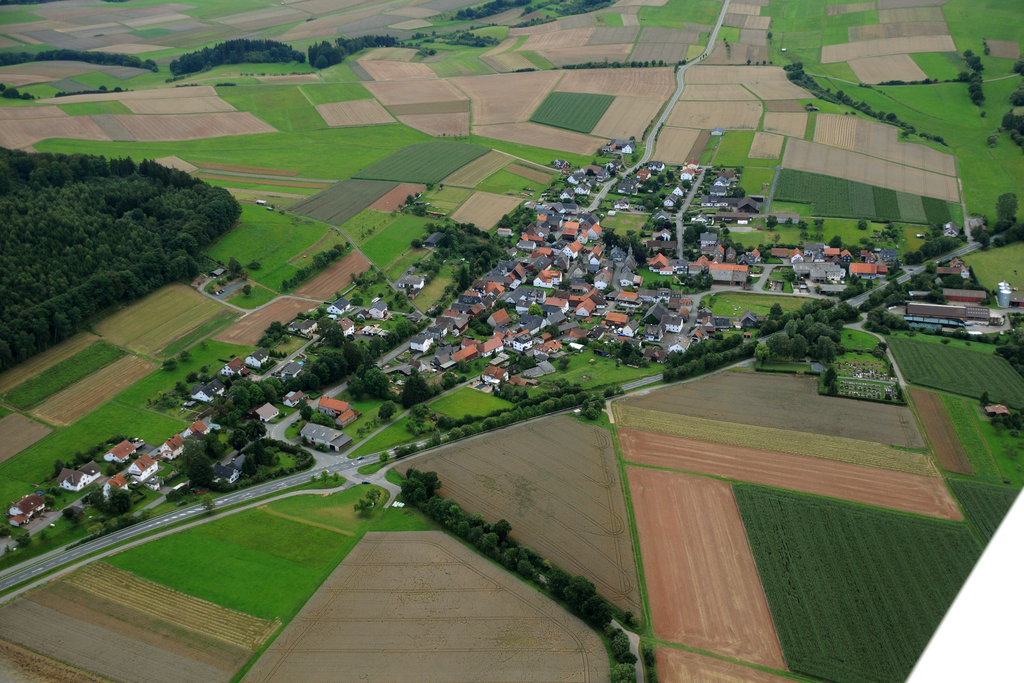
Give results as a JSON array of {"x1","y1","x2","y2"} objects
[
  {"x1": 942, "y1": 289, "x2": 986, "y2": 304},
  {"x1": 300, "y1": 423, "x2": 353, "y2": 452},
  {"x1": 904, "y1": 303, "x2": 991, "y2": 329}
]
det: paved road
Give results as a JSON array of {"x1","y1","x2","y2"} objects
[
  {"x1": 673, "y1": 168, "x2": 707, "y2": 258},
  {"x1": 846, "y1": 240, "x2": 981, "y2": 307}
]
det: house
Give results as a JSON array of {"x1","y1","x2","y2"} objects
[
  {"x1": 648, "y1": 160, "x2": 665, "y2": 172},
  {"x1": 604, "y1": 139, "x2": 635, "y2": 154},
  {"x1": 283, "y1": 390, "x2": 306, "y2": 408},
  {"x1": 487, "y1": 308, "x2": 512, "y2": 328},
  {"x1": 711, "y1": 127, "x2": 725, "y2": 136},
  {"x1": 507, "y1": 332, "x2": 534, "y2": 353},
  {"x1": 339, "y1": 318, "x2": 355, "y2": 336},
  {"x1": 788, "y1": 249, "x2": 804, "y2": 263},
  {"x1": 849, "y1": 263, "x2": 886, "y2": 280},
  {"x1": 7, "y1": 494, "x2": 44, "y2": 526},
  {"x1": 985, "y1": 404, "x2": 1011, "y2": 417},
  {"x1": 369, "y1": 300, "x2": 389, "y2": 320},
  {"x1": 424, "y1": 231, "x2": 443, "y2": 248},
  {"x1": 943, "y1": 222, "x2": 960, "y2": 237},
  {"x1": 213, "y1": 462, "x2": 240, "y2": 484},
  {"x1": 534, "y1": 270, "x2": 562, "y2": 288},
  {"x1": 411, "y1": 332, "x2": 434, "y2": 353},
  {"x1": 739, "y1": 310, "x2": 760, "y2": 328},
  {"x1": 644, "y1": 324, "x2": 665, "y2": 342},
  {"x1": 288, "y1": 319, "x2": 318, "y2": 338},
  {"x1": 478, "y1": 336, "x2": 504, "y2": 357},
  {"x1": 128, "y1": 453, "x2": 158, "y2": 481},
  {"x1": 613, "y1": 198, "x2": 631, "y2": 211},
  {"x1": 637, "y1": 169, "x2": 651, "y2": 181},
  {"x1": 103, "y1": 474, "x2": 128, "y2": 499},
  {"x1": 699, "y1": 231, "x2": 719, "y2": 251},
  {"x1": 57, "y1": 461, "x2": 101, "y2": 492},
  {"x1": 482, "y1": 366, "x2": 509, "y2": 385},
  {"x1": 219, "y1": 357, "x2": 247, "y2": 377},
  {"x1": 708, "y1": 263, "x2": 749, "y2": 285},
  {"x1": 300, "y1": 423, "x2": 353, "y2": 452},
  {"x1": 620, "y1": 320, "x2": 641, "y2": 338},
  {"x1": 617, "y1": 178, "x2": 639, "y2": 195},
  {"x1": 185, "y1": 420, "x2": 208, "y2": 438},
  {"x1": 158, "y1": 434, "x2": 184, "y2": 460},
  {"x1": 594, "y1": 270, "x2": 612, "y2": 290},
  {"x1": 562, "y1": 241, "x2": 583, "y2": 260},
  {"x1": 604, "y1": 311, "x2": 629, "y2": 329},
  {"x1": 191, "y1": 379, "x2": 225, "y2": 403},
  {"x1": 327, "y1": 297, "x2": 350, "y2": 316},
  {"x1": 318, "y1": 397, "x2": 361, "y2": 428},
  {"x1": 397, "y1": 273, "x2": 426, "y2": 290},
  {"x1": 246, "y1": 348, "x2": 269, "y2": 369},
  {"x1": 252, "y1": 403, "x2": 279, "y2": 423},
  {"x1": 103, "y1": 440, "x2": 137, "y2": 464}
]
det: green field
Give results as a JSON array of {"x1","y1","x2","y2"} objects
[
  {"x1": 289, "y1": 179, "x2": 396, "y2": 226},
  {"x1": 774, "y1": 169, "x2": 944, "y2": 224},
  {"x1": 839, "y1": 329, "x2": 883, "y2": 352},
  {"x1": 299, "y1": 82, "x2": 372, "y2": 105},
  {"x1": 226, "y1": 283, "x2": 279, "y2": 309},
  {"x1": 218, "y1": 84, "x2": 327, "y2": 132},
  {"x1": 428, "y1": 386, "x2": 513, "y2": 418},
  {"x1": 354, "y1": 142, "x2": 490, "y2": 184},
  {"x1": 361, "y1": 214, "x2": 432, "y2": 270},
  {"x1": 735, "y1": 485, "x2": 981, "y2": 683},
  {"x1": 714, "y1": 132, "x2": 780, "y2": 167},
  {"x1": 349, "y1": 417, "x2": 419, "y2": 458},
  {"x1": 115, "y1": 341, "x2": 249, "y2": 410},
  {"x1": 950, "y1": 479, "x2": 1020, "y2": 544},
  {"x1": 940, "y1": 395, "x2": 1002, "y2": 481},
  {"x1": 889, "y1": 337, "x2": 1024, "y2": 408},
  {"x1": 57, "y1": 101, "x2": 132, "y2": 116},
  {"x1": 529, "y1": 92, "x2": 615, "y2": 134},
  {"x1": 159, "y1": 310, "x2": 238, "y2": 357},
  {"x1": 476, "y1": 169, "x2": 541, "y2": 197},
  {"x1": 540, "y1": 349, "x2": 660, "y2": 389},
  {"x1": 107, "y1": 487, "x2": 384, "y2": 620},
  {"x1": 738, "y1": 167, "x2": 776, "y2": 196},
  {"x1": 413, "y1": 266, "x2": 453, "y2": 312},
  {"x1": 2, "y1": 342, "x2": 125, "y2": 410},
  {"x1": 963, "y1": 242, "x2": 1024, "y2": 291},
  {"x1": 707, "y1": 292, "x2": 803, "y2": 317}
]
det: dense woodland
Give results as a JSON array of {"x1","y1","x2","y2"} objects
[
  {"x1": 0, "y1": 49, "x2": 157, "y2": 72},
  {"x1": 307, "y1": 36, "x2": 399, "y2": 69},
  {"x1": 0, "y1": 148, "x2": 241, "y2": 370},
  {"x1": 169, "y1": 39, "x2": 305, "y2": 76}
]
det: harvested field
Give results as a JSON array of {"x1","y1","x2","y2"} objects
[
  {"x1": 985, "y1": 39, "x2": 1020, "y2": 60},
  {"x1": 629, "y1": 42, "x2": 689, "y2": 64},
  {"x1": 87, "y1": 42, "x2": 163, "y2": 54},
  {"x1": 315, "y1": 99, "x2": 394, "y2": 127},
  {"x1": 763, "y1": 111, "x2": 808, "y2": 137},
  {"x1": 290, "y1": 179, "x2": 397, "y2": 224},
  {"x1": 729, "y1": 2, "x2": 763, "y2": 14},
  {"x1": 555, "y1": 67, "x2": 676, "y2": 99},
  {"x1": 0, "y1": 414, "x2": 52, "y2": 465},
  {"x1": 506, "y1": 163, "x2": 554, "y2": 183},
  {"x1": 0, "y1": 74, "x2": 58, "y2": 86},
  {"x1": 39, "y1": 86, "x2": 220, "y2": 105},
  {"x1": 415, "y1": 417, "x2": 642, "y2": 612},
  {"x1": 368, "y1": 182, "x2": 428, "y2": 211},
  {"x1": 540, "y1": 44, "x2": 633, "y2": 67},
  {"x1": 749, "y1": 131, "x2": 784, "y2": 158},
  {"x1": 656, "y1": 648, "x2": 793, "y2": 683},
  {"x1": 813, "y1": 112, "x2": 858, "y2": 149},
  {"x1": 628, "y1": 467, "x2": 785, "y2": 668},
  {"x1": 123, "y1": 97, "x2": 235, "y2": 114},
  {"x1": 217, "y1": 298, "x2": 314, "y2": 346},
  {"x1": 704, "y1": 40, "x2": 767, "y2": 65},
  {"x1": 822, "y1": 34, "x2": 956, "y2": 62},
  {"x1": 509, "y1": 22, "x2": 560, "y2": 36},
  {"x1": 557, "y1": 13, "x2": 596, "y2": 29},
  {"x1": 909, "y1": 387, "x2": 973, "y2": 476},
  {"x1": 814, "y1": 114, "x2": 957, "y2": 174},
  {"x1": 623, "y1": 372, "x2": 925, "y2": 448},
  {"x1": 782, "y1": 138, "x2": 960, "y2": 200},
  {"x1": 681, "y1": 83, "x2": 755, "y2": 100},
  {"x1": 193, "y1": 162, "x2": 298, "y2": 177},
  {"x1": 654, "y1": 126, "x2": 702, "y2": 164},
  {"x1": 364, "y1": 78, "x2": 467, "y2": 106},
  {"x1": 452, "y1": 70, "x2": 562, "y2": 125},
  {"x1": 474, "y1": 122, "x2": 603, "y2": 155},
  {"x1": 878, "y1": 6, "x2": 945, "y2": 22},
  {"x1": 0, "y1": 106, "x2": 65, "y2": 119},
  {"x1": 522, "y1": 27, "x2": 594, "y2": 50},
  {"x1": 0, "y1": 333, "x2": 99, "y2": 395},
  {"x1": 849, "y1": 21, "x2": 949, "y2": 42},
  {"x1": 591, "y1": 96, "x2": 663, "y2": 140},
  {"x1": 292, "y1": 251, "x2": 371, "y2": 300},
  {"x1": 588, "y1": 26, "x2": 640, "y2": 44},
  {"x1": 684, "y1": 65, "x2": 809, "y2": 99},
  {"x1": 848, "y1": 53, "x2": 928, "y2": 82},
  {"x1": 765, "y1": 99, "x2": 806, "y2": 112},
  {"x1": 639, "y1": 27, "x2": 700, "y2": 43},
  {"x1": 242, "y1": 531, "x2": 610, "y2": 683},
  {"x1": 828, "y1": 1, "x2": 876, "y2": 15},
  {"x1": 357, "y1": 47, "x2": 418, "y2": 61},
  {"x1": 0, "y1": 639, "x2": 107, "y2": 683},
  {"x1": 620, "y1": 428, "x2": 961, "y2": 519},
  {"x1": 387, "y1": 100, "x2": 470, "y2": 115},
  {"x1": 32, "y1": 355, "x2": 156, "y2": 426},
  {"x1": 96, "y1": 284, "x2": 234, "y2": 356},
  {"x1": 154, "y1": 156, "x2": 197, "y2": 172},
  {"x1": 196, "y1": 175, "x2": 327, "y2": 189},
  {"x1": 666, "y1": 101, "x2": 762, "y2": 130},
  {"x1": 106, "y1": 113, "x2": 275, "y2": 141},
  {"x1": 91, "y1": 114, "x2": 135, "y2": 142},
  {"x1": 388, "y1": 18, "x2": 432, "y2": 29},
  {"x1": 481, "y1": 50, "x2": 535, "y2": 72},
  {"x1": 0, "y1": 115, "x2": 109, "y2": 150},
  {"x1": 740, "y1": 28, "x2": 768, "y2": 46},
  {"x1": 451, "y1": 191, "x2": 522, "y2": 229},
  {"x1": 359, "y1": 60, "x2": 436, "y2": 81},
  {"x1": 725, "y1": 13, "x2": 772, "y2": 29},
  {"x1": 397, "y1": 112, "x2": 469, "y2": 136},
  {"x1": 441, "y1": 149, "x2": 512, "y2": 187}
]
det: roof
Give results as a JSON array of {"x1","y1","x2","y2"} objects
[
  {"x1": 188, "y1": 420, "x2": 208, "y2": 435},
  {"x1": 483, "y1": 365, "x2": 508, "y2": 379},
  {"x1": 163, "y1": 434, "x2": 183, "y2": 450},
  {"x1": 318, "y1": 396, "x2": 351, "y2": 414},
  {"x1": 106, "y1": 474, "x2": 127, "y2": 490},
  {"x1": 300, "y1": 422, "x2": 351, "y2": 447},
  {"x1": 253, "y1": 403, "x2": 279, "y2": 420},
  {"x1": 105, "y1": 440, "x2": 136, "y2": 461},
  {"x1": 943, "y1": 288, "x2": 985, "y2": 300},
  {"x1": 11, "y1": 494, "x2": 44, "y2": 514},
  {"x1": 134, "y1": 453, "x2": 157, "y2": 470}
]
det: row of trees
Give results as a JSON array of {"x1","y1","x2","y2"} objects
[
  {"x1": 307, "y1": 36, "x2": 398, "y2": 69},
  {"x1": 0, "y1": 48, "x2": 156, "y2": 72},
  {"x1": 169, "y1": 39, "x2": 305, "y2": 76}
]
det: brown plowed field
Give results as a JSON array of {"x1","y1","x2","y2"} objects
[
  {"x1": 909, "y1": 388, "x2": 974, "y2": 475},
  {"x1": 414, "y1": 417, "x2": 642, "y2": 613},
  {"x1": 813, "y1": 112, "x2": 858, "y2": 149},
  {"x1": 0, "y1": 414, "x2": 52, "y2": 465},
  {"x1": 481, "y1": 50, "x2": 536, "y2": 72},
  {"x1": 0, "y1": 334, "x2": 99, "y2": 394},
  {"x1": 629, "y1": 42, "x2": 689, "y2": 64},
  {"x1": 655, "y1": 126, "x2": 702, "y2": 164},
  {"x1": 292, "y1": 251, "x2": 371, "y2": 300},
  {"x1": 656, "y1": 648, "x2": 794, "y2": 683},
  {"x1": 986, "y1": 40, "x2": 1020, "y2": 59},
  {"x1": 0, "y1": 106, "x2": 65, "y2": 119},
  {"x1": 782, "y1": 138, "x2": 961, "y2": 200},
  {"x1": 359, "y1": 60, "x2": 437, "y2": 81},
  {"x1": 555, "y1": 67, "x2": 676, "y2": 99},
  {"x1": 821, "y1": 34, "x2": 956, "y2": 62},
  {"x1": 620, "y1": 428, "x2": 962, "y2": 519},
  {"x1": 451, "y1": 191, "x2": 522, "y2": 229},
  {"x1": 364, "y1": 78, "x2": 467, "y2": 106},
  {"x1": 358, "y1": 47, "x2": 418, "y2": 61},
  {"x1": 680, "y1": 83, "x2": 755, "y2": 100},
  {"x1": 765, "y1": 99, "x2": 806, "y2": 112},
  {"x1": 848, "y1": 54, "x2": 928, "y2": 83},
  {"x1": 387, "y1": 100, "x2": 470, "y2": 115},
  {"x1": 241, "y1": 532, "x2": 610, "y2": 683},
  {"x1": 39, "y1": 86, "x2": 219, "y2": 105},
  {"x1": 473, "y1": 122, "x2": 602, "y2": 155},
  {"x1": 628, "y1": 467, "x2": 786, "y2": 668},
  {"x1": 0, "y1": 115, "x2": 109, "y2": 150},
  {"x1": 217, "y1": 298, "x2": 313, "y2": 345},
  {"x1": 749, "y1": 132, "x2": 783, "y2": 159},
  {"x1": 522, "y1": 27, "x2": 594, "y2": 50},
  {"x1": 828, "y1": 1, "x2": 876, "y2": 15},
  {"x1": 397, "y1": 112, "x2": 469, "y2": 136},
  {"x1": 729, "y1": 2, "x2": 763, "y2": 14},
  {"x1": 849, "y1": 21, "x2": 949, "y2": 41},
  {"x1": 540, "y1": 44, "x2": 633, "y2": 67},
  {"x1": 506, "y1": 163, "x2": 555, "y2": 183},
  {"x1": 368, "y1": 182, "x2": 427, "y2": 211},
  {"x1": 704, "y1": 40, "x2": 767, "y2": 65},
  {"x1": 441, "y1": 149, "x2": 512, "y2": 186},
  {"x1": 451, "y1": 70, "x2": 562, "y2": 125},
  {"x1": 684, "y1": 65, "x2": 809, "y2": 99},
  {"x1": 124, "y1": 96, "x2": 235, "y2": 114},
  {"x1": 667, "y1": 101, "x2": 762, "y2": 129},
  {"x1": 110, "y1": 113, "x2": 276, "y2": 141},
  {"x1": 686, "y1": 129, "x2": 711, "y2": 160},
  {"x1": 315, "y1": 99, "x2": 394, "y2": 127},
  {"x1": 33, "y1": 355, "x2": 156, "y2": 426},
  {"x1": 639, "y1": 27, "x2": 700, "y2": 43},
  {"x1": 588, "y1": 26, "x2": 640, "y2": 44},
  {"x1": 622, "y1": 372, "x2": 925, "y2": 448},
  {"x1": 852, "y1": 116, "x2": 956, "y2": 174},
  {"x1": 739, "y1": 28, "x2": 768, "y2": 46},
  {"x1": 0, "y1": 639, "x2": 107, "y2": 683},
  {"x1": 154, "y1": 155, "x2": 198, "y2": 172},
  {"x1": 591, "y1": 96, "x2": 663, "y2": 140},
  {"x1": 762, "y1": 111, "x2": 808, "y2": 137}
]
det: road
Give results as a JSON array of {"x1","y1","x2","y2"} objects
[
  {"x1": 674, "y1": 168, "x2": 707, "y2": 258},
  {"x1": 846, "y1": 240, "x2": 981, "y2": 307}
]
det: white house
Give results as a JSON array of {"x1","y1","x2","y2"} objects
[
  {"x1": 103, "y1": 440, "x2": 137, "y2": 464},
  {"x1": 158, "y1": 434, "x2": 184, "y2": 460},
  {"x1": 128, "y1": 454, "x2": 159, "y2": 482},
  {"x1": 246, "y1": 348, "x2": 269, "y2": 369},
  {"x1": 411, "y1": 333, "x2": 434, "y2": 353},
  {"x1": 369, "y1": 300, "x2": 389, "y2": 320},
  {"x1": 252, "y1": 403, "x2": 279, "y2": 422},
  {"x1": 57, "y1": 462, "x2": 101, "y2": 492},
  {"x1": 327, "y1": 297, "x2": 350, "y2": 316},
  {"x1": 190, "y1": 379, "x2": 225, "y2": 403},
  {"x1": 283, "y1": 391, "x2": 306, "y2": 408},
  {"x1": 219, "y1": 358, "x2": 246, "y2": 377},
  {"x1": 103, "y1": 474, "x2": 128, "y2": 499}
]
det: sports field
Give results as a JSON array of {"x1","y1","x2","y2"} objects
[{"x1": 889, "y1": 337, "x2": 1024, "y2": 408}]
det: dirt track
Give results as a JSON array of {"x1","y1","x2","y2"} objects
[
  {"x1": 628, "y1": 467, "x2": 786, "y2": 669},
  {"x1": 908, "y1": 388, "x2": 974, "y2": 476}
]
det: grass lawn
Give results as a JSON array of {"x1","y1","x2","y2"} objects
[
  {"x1": 602, "y1": 213, "x2": 647, "y2": 231},
  {"x1": 707, "y1": 292, "x2": 804, "y2": 316},
  {"x1": 476, "y1": 169, "x2": 540, "y2": 196},
  {"x1": 115, "y1": 341, "x2": 250, "y2": 410},
  {"x1": 361, "y1": 214, "x2": 432, "y2": 271},
  {"x1": 637, "y1": 266, "x2": 679, "y2": 287},
  {"x1": 340, "y1": 209, "x2": 395, "y2": 246},
  {"x1": 963, "y1": 243, "x2": 1024, "y2": 291},
  {"x1": 106, "y1": 486, "x2": 385, "y2": 621},
  {"x1": 414, "y1": 266, "x2": 453, "y2": 312},
  {"x1": 298, "y1": 82, "x2": 372, "y2": 105},
  {"x1": 839, "y1": 329, "x2": 882, "y2": 352},
  {"x1": 218, "y1": 84, "x2": 328, "y2": 133},
  {"x1": 428, "y1": 386, "x2": 513, "y2": 418},
  {"x1": 348, "y1": 417, "x2": 419, "y2": 458},
  {"x1": 370, "y1": 501, "x2": 435, "y2": 532},
  {"x1": 739, "y1": 167, "x2": 776, "y2": 196},
  {"x1": 205, "y1": 204, "x2": 331, "y2": 292},
  {"x1": 2, "y1": 342, "x2": 125, "y2": 410},
  {"x1": 713, "y1": 132, "x2": 778, "y2": 167},
  {"x1": 769, "y1": 200, "x2": 811, "y2": 217},
  {"x1": 424, "y1": 186, "x2": 472, "y2": 212},
  {"x1": 226, "y1": 283, "x2": 278, "y2": 309},
  {"x1": 539, "y1": 349, "x2": 660, "y2": 390}
]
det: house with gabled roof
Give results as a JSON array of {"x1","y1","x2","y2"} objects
[
  {"x1": 103, "y1": 474, "x2": 128, "y2": 499},
  {"x1": 103, "y1": 440, "x2": 137, "y2": 464},
  {"x1": 158, "y1": 434, "x2": 184, "y2": 460},
  {"x1": 129, "y1": 453, "x2": 158, "y2": 482},
  {"x1": 57, "y1": 461, "x2": 102, "y2": 492}
]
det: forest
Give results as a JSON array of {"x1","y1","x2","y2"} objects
[
  {"x1": 0, "y1": 148, "x2": 241, "y2": 370},
  {"x1": 307, "y1": 35, "x2": 399, "y2": 69},
  {"x1": 169, "y1": 39, "x2": 305, "y2": 76},
  {"x1": 0, "y1": 49, "x2": 157, "y2": 72}
]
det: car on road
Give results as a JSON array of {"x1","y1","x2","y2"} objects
[{"x1": 361, "y1": 480, "x2": 371, "y2": 485}]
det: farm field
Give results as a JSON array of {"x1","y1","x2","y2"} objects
[
  {"x1": 963, "y1": 242, "x2": 1024, "y2": 291},
  {"x1": 32, "y1": 355, "x2": 157, "y2": 427},
  {"x1": 950, "y1": 479, "x2": 1020, "y2": 544},
  {"x1": 889, "y1": 337, "x2": 1024, "y2": 408},
  {"x1": 241, "y1": 531, "x2": 609, "y2": 683},
  {"x1": 656, "y1": 648, "x2": 793, "y2": 683},
  {"x1": 450, "y1": 191, "x2": 522, "y2": 229},
  {"x1": 354, "y1": 141, "x2": 489, "y2": 184},
  {"x1": 427, "y1": 386, "x2": 513, "y2": 418},
  {"x1": 414, "y1": 416, "x2": 642, "y2": 612},
  {"x1": 940, "y1": 395, "x2": 1003, "y2": 481},
  {"x1": 2, "y1": 341, "x2": 124, "y2": 410},
  {"x1": 451, "y1": 71, "x2": 562, "y2": 125},
  {"x1": 529, "y1": 91, "x2": 614, "y2": 133},
  {"x1": 360, "y1": 214, "x2": 431, "y2": 271},
  {"x1": 95, "y1": 283, "x2": 232, "y2": 357},
  {"x1": 291, "y1": 251, "x2": 370, "y2": 301},
  {"x1": 0, "y1": 333, "x2": 99, "y2": 395},
  {"x1": 289, "y1": 180, "x2": 396, "y2": 226},
  {"x1": 441, "y1": 150, "x2": 512, "y2": 187},
  {"x1": 774, "y1": 169, "x2": 945, "y2": 223},
  {"x1": 909, "y1": 388, "x2": 974, "y2": 476},
  {"x1": 620, "y1": 428, "x2": 961, "y2": 519},
  {"x1": 736, "y1": 485, "x2": 981, "y2": 683},
  {"x1": 591, "y1": 96, "x2": 664, "y2": 140},
  {"x1": 368, "y1": 182, "x2": 427, "y2": 212},
  {"x1": 627, "y1": 467, "x2": 785, "y2": 668},
  {"x1": 622, "y1": 372, "x2": 924, "y2": 448},
  {"x1": 216, "y1": 298, "x2": 314, "y2": 346},
  {"x1": 0, "y1": 414, "x2": 52, "y2": 465}
]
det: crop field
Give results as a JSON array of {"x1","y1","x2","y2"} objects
[
  {"x1": 397, "y1": 112, "x2": 470, "y2": 136},
  {"x1": 242, "y1": 531, "x2": 609, "y2": 683},
  {"x1": 950, "y1": 480, "x2": 1020, "y2": 544},
  {"x1": 684, "y1": 65, "x2": 810, "y2": 100},
  {"x1": 763, "y1": 112, "x2": 808, "y2": 137},
  {"x1": 216, "y1": 298, "x2": 314, "y2": 346},
  {"x1": 555, "y1": 67, "x2": 676, "y2": 99},
  {"x1": 591, "y1": 96, "x2": 663, "y2": 140},
  {"x1": 505, "y1": 162, "x2": 555, "y2": 184},
  {"x1": 366, "y1": 182, "x2": 426, "y2": 212},
  {"x1": 314, "y1": 99, "x2": 394, "y2": 127},
  {"x1": 814, "y1": 114, "x2": 957, "y2": 175},
  {"x1": 621, "y1": 423, "x2": 960, "y2": 516},
  {"x1": 627, "y1": 467, "x2": 786, "y2": 668},
  {"x1": 654, "y1": 126, "x2": 703, "y2": 164},
  {"x1": 360, "y1": 214, "x2": 430, "y2": 269},
  {"x1": 32, "y1": 355, "x2": 156, "y2": 426},
  {"x1": 624, "y1": 372, "x2": 924, "y2": 447},
  {"x1": 749, "y1": 132, "x2": 784, "y2": 159},
  {"x1": 849, "y1": 54, "x2": 928, "y2": 83},
  {"x1": 2, "y1": 342, "x2": 124, "y2": 410},
  {"x1": 908, "y1": 388, "x2": 973, "y2": 476},
  {"x1": 449, "y1": 71, "x2": 561, "y2": 125},
  {"x1": 473, "y1": 122, "x2": 603, "y2": 155},
  {"x1": 359, "y1": 60, "x2": 437, "y2": 81},
  {"x1": 414, "y1": 416, "x2": 642, "y2": 612},
  {"x1": 667, "y1": 100, "x2": 762, "y2": 129},
  {"x1": 95, "y1": 284, "x2": 230, "y2": 357},
  {"x1": 774, "y1": 169, "x2": 940, "y2": 222},
  {"x1": 363, "y1": 78, "x2": 468, "y2": 107},
  {"x1": 940, "y1": 395, "x2": 1002, "y2": 481},
  {"x1": 735, "y1": 485, "x2": 981, "y2": 683},
  {"x1": 0, "y1": 414, "x2": 52, "y2": 465},
  {"x1": 450, "y1": 191, "x2": 523, "y2": 229},
  {"x1": 821, "y1": 34, "x2": 957, "y2": 63},
  {"x1": 889, "y1": 337, "x2": 1024, "y2": 408},
  {"x1": 656, "y1": 648, "x2": 793, "y2": 683},
  {"x1": 440, "y1": 149, "x2": 512, "y2": 187},
  {"x1": 680, "y1": 83, "x2": 755, "y2": 100},
  {"x1": 292, "y1": 251, "x2": 370, "y2": 301},
  {"x1": 615, "y1": 404, "x2": 936, "y2": 475},
  {"x1": 290, "y1": 179, "x2": 397, "y2": 226},
  {"x1": 354, "y1": 141, "x2": 488, "y2": 184},
  {"x1": 0, "y1": 115, "x2": 111, "y2": 150},
  {"x1": 427, "y1": 386, "x2": 513, "y2": 418}
]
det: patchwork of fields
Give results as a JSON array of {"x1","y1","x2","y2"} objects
[{"x1": 890, "y1": 337, "x2": 1024, "y2": 408}]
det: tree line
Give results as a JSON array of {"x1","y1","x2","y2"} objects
[
  {"x1": 169, "y1": 39, "x2": 305, "y2": 76},
  {"x1": 308, "y1": 36, "x2": 399, "y2": 69},
  {"x1": 0, "y1": 48, "x2": 157, "y2": 72},
  {"x1": 0, "y1": 149, "x2": 241, "y2": 370}
]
